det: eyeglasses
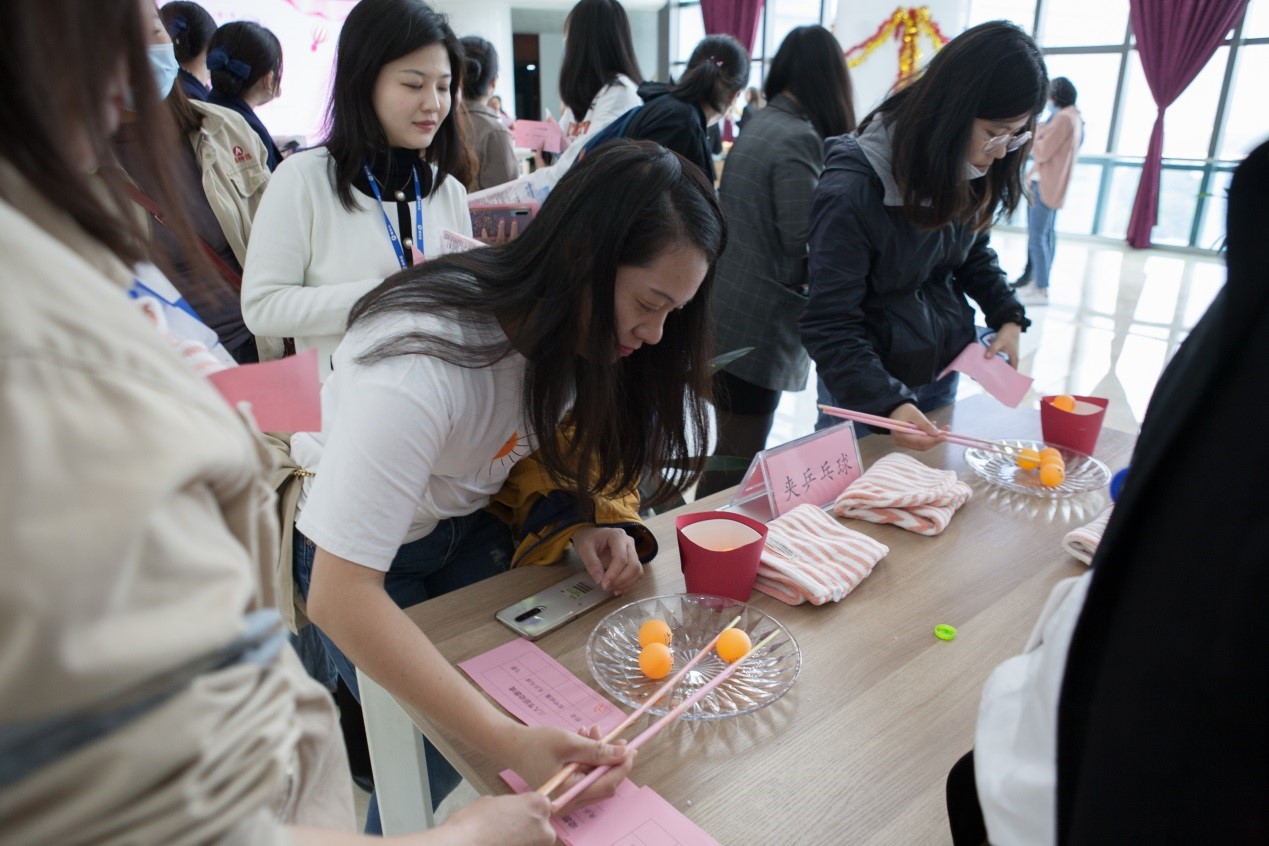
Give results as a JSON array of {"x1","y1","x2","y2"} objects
[{"x1": 982, "y1": 130, "x2": 1032, "y2": 155}]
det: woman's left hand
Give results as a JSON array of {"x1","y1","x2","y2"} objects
[
  {"x1": 985, "y1": 322, "x2": 1023, "y2": 368},
  {"x1": 572, "y1": 526, "x2": 643, "y2": 595}
]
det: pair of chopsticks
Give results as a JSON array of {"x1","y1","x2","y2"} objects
[
  {"x1": 817, "y1": 403, "x2": 1019, "y2": 458},
  {"x1": 536, "y1": 616, "x2": 780, "y2": 813}
]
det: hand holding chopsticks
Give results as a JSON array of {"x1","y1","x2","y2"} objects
[
  {"x1": 817, "y1": 403, "x2": 1021, "y2": 459},
  {"x1": 536, "y1": 622, "x2": 781, "y2": 814}
]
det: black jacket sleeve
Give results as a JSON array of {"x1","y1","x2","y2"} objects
[{"x1": 955, "y1": 230, "x2": 1029, "y2": 331}]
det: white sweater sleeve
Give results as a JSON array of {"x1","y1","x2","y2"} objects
[{"x1": 241, "y1": 156, "x2": 383, "y2": 338}]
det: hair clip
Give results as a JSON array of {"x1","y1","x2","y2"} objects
[{"x1": 208, "y1": 47, "x2": 252, "y2": 80}]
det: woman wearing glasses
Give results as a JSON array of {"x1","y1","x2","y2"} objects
[{"x1": 802, "y1": 21, "x2": 1044, "y2": 449}]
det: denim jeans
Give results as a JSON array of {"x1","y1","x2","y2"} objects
[
  {"x1": 816, "y1": 371, "x2": 960, "y2": 436},
  {"x1": 294, "y1": 509, "x2": 513, "y2": 832},
  {"x1": 1027, "y1": 180, "x2": 1058, "y2": 291}
]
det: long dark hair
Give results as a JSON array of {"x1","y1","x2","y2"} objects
[
  {"x1": 160, "y1": 1, "x2": 216, "y2": 64},
  {"x1": 207, "y1": 21, "x2": 282, "y2": 100},
  {"x1": 348, "y1": 140, "x2": 727, "y2": 508},
  {"x1": 0, "y1": 0, "x2": 203, "y2": 271},
  {"x1": 764, "y1": 26, "x2": 855, "y2": 139},
  {"x1": 324, "y1": 0, "x2": 469, "y2": 210},
  {"x1": 675, "y1": 35, "x2": 749, "y2": 113},
  {"x1": 1050, "y1": 77, "x2": 1077, "y2": 109},
  {"x1": 559, "y1": 0, "x2": 644, "y2": 119},
  {"x1": 859, "y1": 20, "x2": 1047, "y2": 231}
]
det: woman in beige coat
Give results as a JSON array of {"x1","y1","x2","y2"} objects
[{"x1": 0, "y1": 1, "x2": 555, "y2": 843}]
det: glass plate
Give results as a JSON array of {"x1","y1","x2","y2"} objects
[
  {"x1": 586, "y1": 594, "x2": 801, "y2": 721},
  {"x1": 964, "y1": 439, "x2": 1111, "y2": 498}
]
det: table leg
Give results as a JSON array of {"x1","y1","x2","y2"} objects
[{"x1": 357, "y1": 668, "x2": 434, "y2": 834}]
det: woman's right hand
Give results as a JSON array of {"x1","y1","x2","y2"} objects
[
  {"x1": 501, "y1": 724, "x2": 636, "y2": 814},
  {"x1": 888, "y1": 403, "x2": 946, "y2": 451},
  {"x1": 439, "y1": 793, "x2": 555, "y2": 846}
]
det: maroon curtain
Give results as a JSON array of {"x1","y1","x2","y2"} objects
[
  {"x1": 1125, "y1": 0, "x2": 1249, "y2": 248},
  {"x1": 700, "y1": 0, "x2": 765, "y2": 53}
]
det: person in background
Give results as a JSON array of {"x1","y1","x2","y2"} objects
[
  {"x1": 488, "y1": 93, "x2": 514, "y2": 128},
  {"x1": 525, "y1": 0, "x2": 643, "y2": 192},
  {"x1": 207, "y1": 20, "x2": 284, "y2": 171},
  {"x1": 802, "y1": 21, "x2": 1040, "y2": 449},
  {"x1": 115, "y1": 1, "x2": 276, "y2": 363},
  {"x1": 738, "y1": 85, "x2": 762, "y2": 129},
  {"x1": 242, "y1": 0, "x2": 473, "y2": 381},
  {"x1": 460, "y1": 35, "x2": 518, "y2": 190},
  {"x1": 160, "y1": 1, "x2": 216, "y2": 101},
  {"x1": 622, "y1": 34, "x2": 749, "y2": 182},
  {"x1": 696, "y1": 25, "x2": 856, "y2": 496},
  {"x1": 948, "y1": 139, "x2": 1269, "y2": 846},
  {"x1": 0, "y1": 0, "x2": 557, "y2": 842},
  {"x1": 292, "y1": 140, "x2": 724, "y2": 833},
  {"x1": 1011, "y1": 76, "x2": 1082, "y2": 303}
]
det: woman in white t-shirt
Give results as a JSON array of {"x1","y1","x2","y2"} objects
[
  {"x1": 241, "y1": 0, "x2": 474, "y2": 380},
  {"x1": 525, "y1": 0, "x2": 643, "y2": 193},
  {"x1": 291, "y1": 140, "x2": 726, "y2": 823}
]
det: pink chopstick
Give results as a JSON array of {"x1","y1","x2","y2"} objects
[
  {"x1": 548, "y1": 629, "x2": 782, "y2": 813},
  {"x1": 535, "y1": 614, "x2": 743, "y2": 798},
  {"x1": 816, "y1": 404, "x2": 1017, "y2": 456}
]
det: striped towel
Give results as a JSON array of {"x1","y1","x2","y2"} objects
[
  {"x1": 831, "y1": 452, "x2": 972, "y2": 536},
  {"x1": 1062, "y1": 505, "x2": 1113, "y2": 565},
  {"x1": 754, "y1": 504, "x2": 890, "y2": 606}
]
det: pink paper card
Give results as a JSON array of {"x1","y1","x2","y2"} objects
[
  {"x1": 501, "y1": 771, "x2": 721, "y2": 846},
  {"x1": 513, "y1": 118, "x2": 567, "y2": 154},
  {"x1": 938, "y1": 341, "x2": 1033, "y2": 408},
  {"x1": 207, "y1": 347, "x2": 320, "y2": 432},
  {"x1": 731, "y1": 423, "x2": 863, "y2": 519},
  {"x1": 460, "y1": 638, "x2": 625, "y2": 735}
]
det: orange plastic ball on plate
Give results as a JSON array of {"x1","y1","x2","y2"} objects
[
  {"x1": 638, "y1": 642, "x2": 674, "y2": 679},
  {"x1": 638, "y1": 619, "x2": 672, "y2": 648},
  {"x1": 1051, "y1": 395, "x2": 1077, "y2": 412},
  {"x1": 716, "y1": 628, "x2": 752, "y2": 664},
  {"x1": 1040, "y1": 462, "x2": 1066, "y2": 487},
  {"x1": 1016, "y1": 447, "x2": 1041, "y2": 471},
  {"x1": 1039, "y1": 447, "x2": 1063, "y2": 465}
]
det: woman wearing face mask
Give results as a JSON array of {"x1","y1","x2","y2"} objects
[
  {"x1": 113, "y1": 2, "x2": 275, "y2": 363},
  {"x1": 620, "y1": 34, "x2": 749, "y2": 182},
  {"x1": 207, "y1": 20, "x2": 284, "y2": 171},
  {"x1": 160, "y1": 1, "x2": 217, "y2": 102},
  {"x1": 802, "y1": 21, "x2": 1041, "y2": 449},
  {"x1": 241, "y1": 0, "x2": 473, "y2": 381}
]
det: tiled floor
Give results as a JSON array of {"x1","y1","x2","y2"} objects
[
  {"x1": 354, "y1": 228, "x2": 1228, "y2": 832},
  {"x1": 767, "y1": 227, "x2": 1227, "y2": 447}
]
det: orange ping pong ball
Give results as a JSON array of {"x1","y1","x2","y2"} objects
[
  {"x1": 1039, "y1": 447, "x2": 1063, "y2": 465},
  {"x1": 716, "y1": 628, "x2": 752, "y2": 664},
  {"x1": 1016, "y1": 447, "x2": 1041, "y2": 471},
  {"x1": 1040, "y1": 462, "x2": 1066, "y2": 487},
  {"x1": 638, "y1": 619, "x2": 672, "y2": 648},
  {"x1": 1051, "y1": 395, "x2": 1077, "y2": 412},
  {"x1": 638, "y1": 642, "x2": 674, "y2": 679}
]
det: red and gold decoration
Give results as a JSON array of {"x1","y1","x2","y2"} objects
[{"x1": 843, "y1": 6, "x2": 949, "y2": 85}]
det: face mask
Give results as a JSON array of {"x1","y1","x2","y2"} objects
[
  {"x1": 963, "y1": 161, "x2": 990, "y2": 180},
  {"x1": 148, "y1": 43, "x2": 180, "y2": 99}
]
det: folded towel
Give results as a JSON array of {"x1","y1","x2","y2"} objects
[
  {"x1": 1062, "y1": 505, "x2": 1113, "y2": 565},
  {"x1": 831, "y1": 452, "x2": 972, "y2": 536},
  {"x1": 754, "y1": 504, "x2": 890, "y2": 606}
]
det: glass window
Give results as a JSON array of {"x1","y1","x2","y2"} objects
[
  {"x1": 1117, "y1": 47, "x2": 1229, "y2": 159},
  {"x1": 1242, "y1": 0, "x2": 1269, "y2": 38},
  {"x1": 1054, "y1": 161, "x2": 1102, "y2": 235},
  {"x1": 1152, "y1": 166, "x2": 1204, "y2": 245},
  {"x1": 765, "y1": 0, "x2": 822, "y2": 60},
  {"x1": 967, "y1": 0, "x2": 1037, "y2": 31},
  {"x1": 1219, "y1": 44, "x2": 1269, "y2": 158},
  {"x1": 1039, "y1": 0, "x2": 1128, "y2": 47},
  {"x1": 1197, "y1": 168, "x2": 1234, "y2": 250},
  {"x1": 1040, "y1": 53, "x2": 1122, "y2": 153},
  {"x1": 1099, "y1": 163, "x2": 1141, "y2": 239},
  {"x1": 676, "y1": 5, "x2": 705, "y2": 65}
]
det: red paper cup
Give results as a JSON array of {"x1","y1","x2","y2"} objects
[
  {"x1": 1040, "y1": 395, "x2": 1109, "y2": 455},
  {"x1": 676, "y1": 511, "x2": 768, "y2": 602}
]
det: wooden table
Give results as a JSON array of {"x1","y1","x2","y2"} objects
[{"x1": 383, "y1": 395, "x2": 1134, "y2": 843}]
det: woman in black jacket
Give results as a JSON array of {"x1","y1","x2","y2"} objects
[
  {"x1": 802, "y1": 21, "x2": 1043, "y2": 449},
  {"x1": 622, "y1": 34, "x2": 748, "y2": 182}
]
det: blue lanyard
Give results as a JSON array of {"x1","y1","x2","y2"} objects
[{"x1": 362, "y1": 163, "x2": 424, "y2": 269}]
